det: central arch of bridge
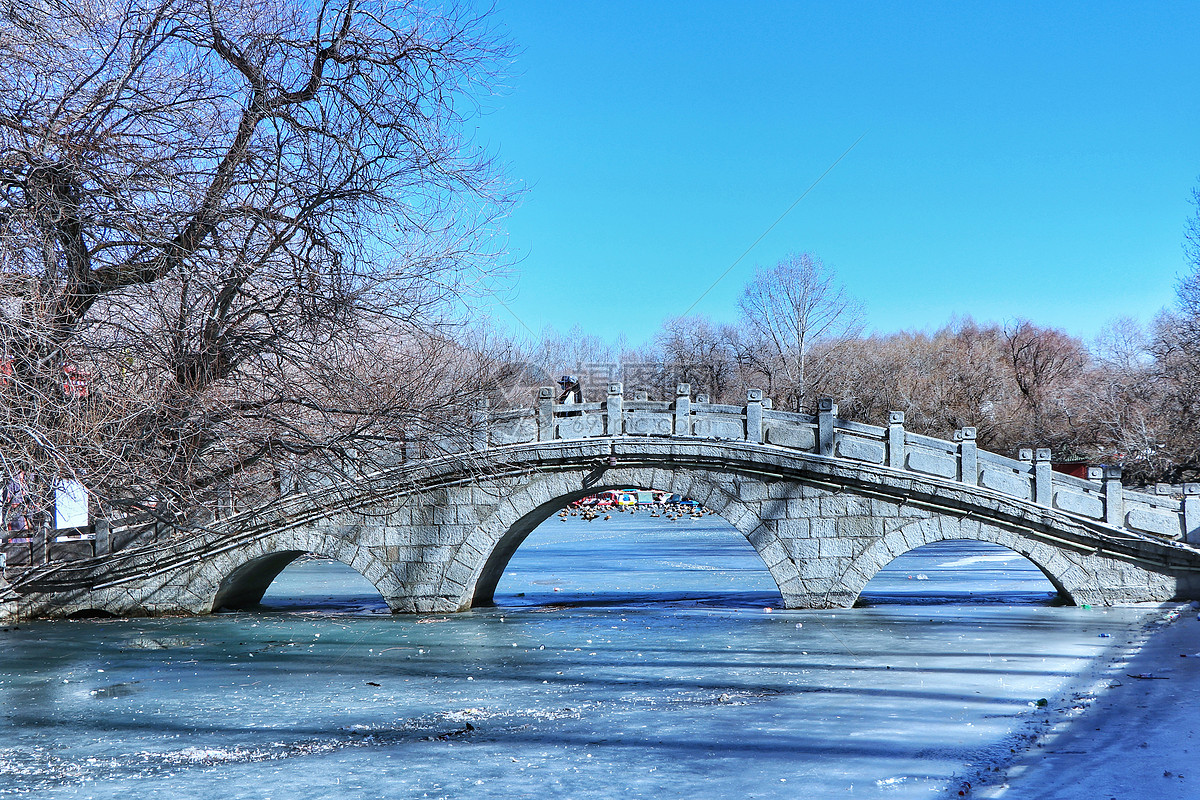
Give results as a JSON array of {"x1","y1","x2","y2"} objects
[
  {"x1": 486, "y1": 487, "x2": 783, "y2": 607},
  {"x1": 470, "y1": 477, "x2": 774, "y2": 607}
]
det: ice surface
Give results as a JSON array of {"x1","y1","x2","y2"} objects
[{"x1": 0, "y1": 514, "x2": 1150, "y2": 799}]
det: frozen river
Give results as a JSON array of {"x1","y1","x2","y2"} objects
[{"x1": 0, "y1": 511, "x2": 1156, "y2": 798}]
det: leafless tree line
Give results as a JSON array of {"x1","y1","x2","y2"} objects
[{"x1": 4, "y1": 0, "x2": 1197, "y2": 534}]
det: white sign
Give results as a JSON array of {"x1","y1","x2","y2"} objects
[{"x1": 55, "y1": 480, "x2": 89, "y2": 530}]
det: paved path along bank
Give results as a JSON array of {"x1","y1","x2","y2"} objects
[{"x1": 981, "y1": 605, "x2": 1200, "y2": 799}]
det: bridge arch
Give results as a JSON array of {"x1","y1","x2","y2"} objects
[
  {"x1": 446, "y1": 465, "x2": 800, "y2": 610},
  {"x1": 839, "y1": 517, "x2": 1079, "y2": 606},
  {"x1": 199, "y1": 527, "x2": 399, "y2": 613}
]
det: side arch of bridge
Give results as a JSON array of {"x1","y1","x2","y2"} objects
[
  {"x1": 199, "y1": 526, "x2": 398, "y2": 613},
  {"x1": 457, "y1": 464, "x2": 794, "y2": 609}
]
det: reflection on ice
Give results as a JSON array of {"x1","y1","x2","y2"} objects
[{"x1": 256, "y1": 555, "x2": 390, "y2": 615}]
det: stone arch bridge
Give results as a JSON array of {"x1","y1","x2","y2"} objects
[{"x1": 6, "y1": 385, "x2": 1200, "y2": 620}]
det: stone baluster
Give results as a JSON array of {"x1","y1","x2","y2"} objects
[
  {"x1": 1034, "y1": 448, "x2": 1052, "y2": 506},
  {"x1": 673, "y1": 384, "x2": 691, "y2": 435},
  {"x1": 94, "y1": 518, "x2": 110, "y2": 556},
  {"x1": 762, "y1": 398, "x2": 773, "y2": 409},
  {"x1": 1184, "y1": 484, "x2": 1200, "y2": 546},
  {"x1": 817, "y1": 398, "x2": 837, "y2": 457},
  {"x1": 216, "y1": 480, "x2": 235, "y2": 519},
  {"x1": 958, "y1": 427, "x2": 978, "y2": 485},
  {"x1": 696, "y1": 394, "x2": 710, "y2": 404},
  {"x1": 1087, "y1": 466, "x2": 1103, "y2": 483},
  {"x1": 280, "y1": 456, "x2": 296, "y2": 495},
  {"x1": 605, "y1": 382, "x2": 624, "y2": 435},
  {"x1": 887, "y1": 411, "x2": 906, "y2": 469},
  {"x1": 34, "y1": 525, "x2": 48, "y2": 566},
  {"x1": 1103, "y1": 466, "x2": 1124, "y2": 526},
  {"x1": 470, "y1": 400, "x2": 489, "y2": 451},
  {"x1": 536, "y1": 387, "x2": 555, "y2": 441},
  {"x1": 745, "y1": 389, "x2": 763, "y2": 443}
]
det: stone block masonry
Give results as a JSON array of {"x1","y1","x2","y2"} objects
[{"x1": 7, "y1": 391, "x2": 1200, "y2": 621}]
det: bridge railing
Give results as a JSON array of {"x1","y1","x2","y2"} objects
[{"x1": 477, "y1": 384, "x2": 1200, "y2": 545}]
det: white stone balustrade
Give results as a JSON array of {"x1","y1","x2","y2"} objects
[{"x1": 476, "y1": 387, "x2": 1199, "y2": 544}]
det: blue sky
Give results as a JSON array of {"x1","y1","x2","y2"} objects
[{"x1": 475, "y1": 2, "x2": 1200, "y2": 347}]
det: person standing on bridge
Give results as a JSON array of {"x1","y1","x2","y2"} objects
[{"x1": 557, "y1": 375, "x2": 582, "y2": 404}]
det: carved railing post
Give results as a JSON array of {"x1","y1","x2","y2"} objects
[
  {"x1": 745, "y1": 389, "x2": 764, "y2": 443},
  {"x1": 537, "y1": 387, "x2": 555, "y2": 441},
  {"x1": 1018, "y1": 448, "x2": 1033, "y2": 497},
  {"x1": 696, "y1": 394, "x2": 710, "y2": 403},
  {"x1": 605, "y1": 382, "x2": 624, "y2": 435},
  {"x1": 958, "y1": 427, "x2": 978, "y2": 485},
  {"x1": 1033, "y1": 448, "x2": 1052, "y2": 505},
  {"x1": 1103, "y1": 465, "x2": 1124, "y2": 526},
  {"x1": 1185, "y1": 484, "x2": 1200, "y2": 545},
  {"x1": 817, "y1": 398, "x2": 837, "y2": 457},
  {"x1": 674, "y1": 384, "x2": 691, "y2": 435},
  {"x1": 887, "y1": 411, "x2": 905, "y2": 469}
]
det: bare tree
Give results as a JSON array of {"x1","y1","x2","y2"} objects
[
  {"x1": 0, "y1": 0, "x2": 511, "y2": 521},
  {"x1": 822, "y1": 320, "x2": 1013, "y2": 446},
  {"x1": 654, "y1": 315, "x2": 741, "y2": 402},
  {"x1": 1183, "y1": 182, "x2": 1200, "y2": 321},
  {"x1": 1137, "y1": 188, "x2": 1200, "y2": 481},
  {"x1": 737, "y1": 253, "x2": 863, "y2": 412},
  {"x1": 525, "y1": 325, "x2": 620, "y2": 400},
  {"x1": 1146, "y1": 312, "x2": 1200, "y2": 480},
  {"x1": 1003, "y1": 320, "x2": 1090, "y2": 447}
]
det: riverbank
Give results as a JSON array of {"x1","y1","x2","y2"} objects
[{"x1": 977, "y1": 604, "x2": 1200, "y2": 799}]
